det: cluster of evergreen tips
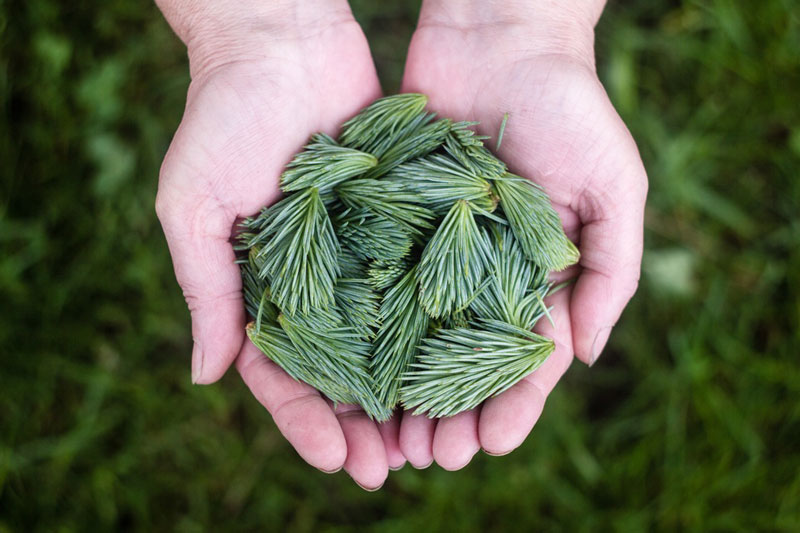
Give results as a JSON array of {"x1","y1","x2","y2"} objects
[{"x1": 236, "y1": 94, "x2": 579, "y2": 421}]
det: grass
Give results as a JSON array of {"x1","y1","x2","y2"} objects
[{"x1": 1, "y1": 0, "x2": 799, "y2": 530}]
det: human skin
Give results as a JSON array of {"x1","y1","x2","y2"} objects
[
  {"x1": 397, "y1": 0, "x2": 647, "y2": 469},
  {"x1": 154, "y1": 0, "x2": 404, "y2": 490},
  {"x1": 155, "y1": 0, "x2": 647, "y2": 487}
]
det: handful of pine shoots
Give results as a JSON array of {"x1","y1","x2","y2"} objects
[{"x1": 236, "y1": 94, "x2": 578, "y2": 421}]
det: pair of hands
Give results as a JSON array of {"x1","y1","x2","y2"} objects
[{"x1": 155, "y1": 0, "x2": 647, "y2": 490}]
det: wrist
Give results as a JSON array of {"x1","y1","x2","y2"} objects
[
  {"x1": 417, "y1": 0, "x2": 603, "y2": 67},
  {"x1": 156, "y1": 0, "x2": 356, "y2": 79}
]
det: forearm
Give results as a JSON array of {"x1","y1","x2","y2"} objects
[
  {"x1": 155, "y1": 0, "x2": 355, "y2": 77},
  {"x1": 417, "y1": 0, "x2": 605, "y2": 63}
]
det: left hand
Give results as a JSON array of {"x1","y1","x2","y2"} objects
[{"x1": 397, "y1": 1, "x2": 648, "y2": 469}]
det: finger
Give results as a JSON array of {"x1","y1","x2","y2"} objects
[
  {"x1": 432, "y1": 408, "x2": 481, "y2": 471},
  {"x1": 236, "y1": 340, "x2": 347, "y2": 472},
  {"x1": 156, "y1": 184, "x2": 244, "y2": 384},
  {"x1": 377, "y1": 412, "x2": 407, "y2": 471},
  {"x1": 570, "y1": 168, "x2": 646, "y2": 365},
  {"x1": 334, "y1": 404, "x2": 389, "y2": 491},
  {"x1": 479, "y1": 286, "x2": 574, "y2": 455},
  {"x1": 398, "y1": 413, "x2": 437, "y2": 469}
]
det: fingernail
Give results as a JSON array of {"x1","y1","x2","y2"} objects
[
  {"x1": 318, "y1": 466, "x2": 342, "y2": 474},
  {"x1": 389, "y1": 463, "x2": 406, "y2": 471},
  {"x1": 412, "y1": 459, "x2": 434, "y2": 470},
  {"x1": 483, "y1": 448, "x2": 512, "y2": 457},
  {"x1": 355, "y1": 480, "x2": 384, "y2": 492},
  {"x1": 191, "y1": 343, "x2": 203, "y2": 384},
  {"x1": 589, "y1": 326, "x2": 613, "y2": 367}
]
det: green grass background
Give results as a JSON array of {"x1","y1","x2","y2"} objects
[{"x1": 1, "y1": 1, "x2": 799, "y2": 530}]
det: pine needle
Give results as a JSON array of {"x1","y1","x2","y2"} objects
[
  {"x1": 334, "y1": 278, "x2": 380, "y2": 340},
  {"x1": 280, "y1": 134, "x2": 378, "y2": 192},
  {"x1": 496, "y1": 113, "x2": 510, "y2": 151},
  {"x1": 370, "y1": 266, "x2": 430, "y2": 410},
  {"x1": 417, "y1": 200, "x2": 492, "y2": 318},
  {"x1": 336, "y1": 177, "x2": 435, "y2": 233},
  {"x1": 251, "y1": 188, "x2": 340, "y2": 315},
  {"x1": 493, "y1": 174, "x2": 580, "y2": 271},
  {"x1": 388, "y1": 153, "x2": 499, "y2": 215},
  {"x1": 367, "y1": 258, "x2": 409, "y2": 291},
  {"x1": 399, "y1": 320, "x2": 555, "y2": 418},
  {"x1": 279, "y1": 313, "x2": 391, "y2": 421},
  {"x1": 335, "y1": 208, "x2": 413, "y2": 261},
  {"x1": 469, "y1": 224, "x2": 551, "y2": 331},
  {"x1": 339, "y1": 93, "x2": 429, "y2": 158}
]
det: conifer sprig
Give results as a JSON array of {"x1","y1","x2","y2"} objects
[
  {"x1": 334, "y1": 278, "x2": 380, "y2": 340},
  {"x1": 336, "y1": 177, "x2": 435, "y2": 232},
  {"x1": 247, "y1": 323, "x2": 353, "y2": 399},
  {"x1": 399, "y1": 320, "x2": 555, "y2": 418},
  {"x1": 251, "y1": 187, "x2": 340, "y2": 315},
  {"x1": 335, "y1": 208, "x2": 413, "y2": 261},
  {"x1": 363, "y1": 116, "x2": 452, "y2": 178},
  {"x1": 469, "y1": 225, "x2": 551, "y2": 331},
  {"x1": 494, "y1": 174, "x2": 579, "y2": 271},
  {"x1": 417, "y1": 200, "x2": 492, "y2": 318},
  {"x1": 367, "y1": 258, "x2": 409, "y2": 291},
  {"x1": 370, "y1": 266, "x2": 430, "y2": 410},
  {"x1": 445, "y1": 122, "x2": 507, "y2": 179},
  {"x1": 280, "y1": 134, "x2": 378, "y2": 192},
  {"x1": 278, "y1": 313, "x2": 390, "y2": 420},
  {"x1": 338, "y1": 245, "x2": 367, "y2": 278},
  {"x1": 388, "y1": 154, "x2": 499, "y2": 215},
  {"x1": 339, "y1": 93, "x2": 429, "y2": 157}
]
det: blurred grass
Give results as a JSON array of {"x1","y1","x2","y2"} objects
[{"x1": 1, "y1": 0, "x2": 799, "y2": 530}]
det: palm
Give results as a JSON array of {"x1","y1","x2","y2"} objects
[
  {"x1": 157, "y1": 21, "x2": 403, "y2": 489},
  {"x1": 397, "y1": 26, "x2": 647, "y2": 468}
]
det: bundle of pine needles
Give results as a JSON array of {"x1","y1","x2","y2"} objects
[{"x1": 236, "y1": 94, "x2": 579, "y2": 421}]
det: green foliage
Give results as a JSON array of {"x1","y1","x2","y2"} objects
[
  {"x1": 400, "y1": 320, "x2": 555, "y2": 417},
  {"x1": 367, "y1": 258, "x2": 410, "y2": 290},
  {"x1": 333, "y1": 278, "x2": 380, "y2": 340},
  {"x1": 469, "y1": 225, "x2": 551, "y2": 331},
  {"x1": 280, "y1": 134, "x2": 378, "y2": 192},
  {"x1": 339, "y1": 93, "x2": 429, "y2": 157},
  {"x1": 278, "y1": 313, "x2": 390, "y2": 420},
  {"x1": 370, "y1": 266, "x2": 430, "y2": 409},
  {"x1": 335, "y1": 208, "x2": 414, "y2": 261},
  {"x1": 494, "y1": 174, "x2": 580, "y2": 271},
  {"x1": 417, "y1": 200, "x2": 492, "y2": 318},
  {"x1": 389, "y1": 153, "x2": 499, "y2": 215},
  {"x1": 336, "y1": 177, "x2": 434, "y2": 232},
  {"x1": 246, "y1": 187, "x2": 341, "y2": 315},
  {"x1": 445, "y1": 121, "x2": 507, "y2": 179},
  {"x1": 240, "y1": 93, "x2": 578, "y2": 418}
]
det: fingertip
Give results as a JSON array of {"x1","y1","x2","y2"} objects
[
  {"x1": 336, "y1": 406, "x2": 389, "y2": 491},
  {"x1": 479, "y1": 380, "x2": 545, "y2": 456},
  {"x1": 377, "y1": 414, "x2": 407, "y2": 470},
  {"x1": 236, "y1": 343, "x2": 347, "y2": 472},
  {"x1": 399, "y1": 412, "x2": 437, "y2": 468},
  {"x1": 570, "y1": 269, "x2": 631, "y2": 365},
  {"x1": 190, "y1": 297, "x2": 246, "y2": 384},
  {"x1": 432, "y1": 409, "x2": 481, "y2": 471}
]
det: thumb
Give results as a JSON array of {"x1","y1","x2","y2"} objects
[
  {"x1": 156, "y1": 186, "x2": 245, "y2": 384},
  {"x1": 570, "y1": 164, "x2": 647, "y2": 366}
]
